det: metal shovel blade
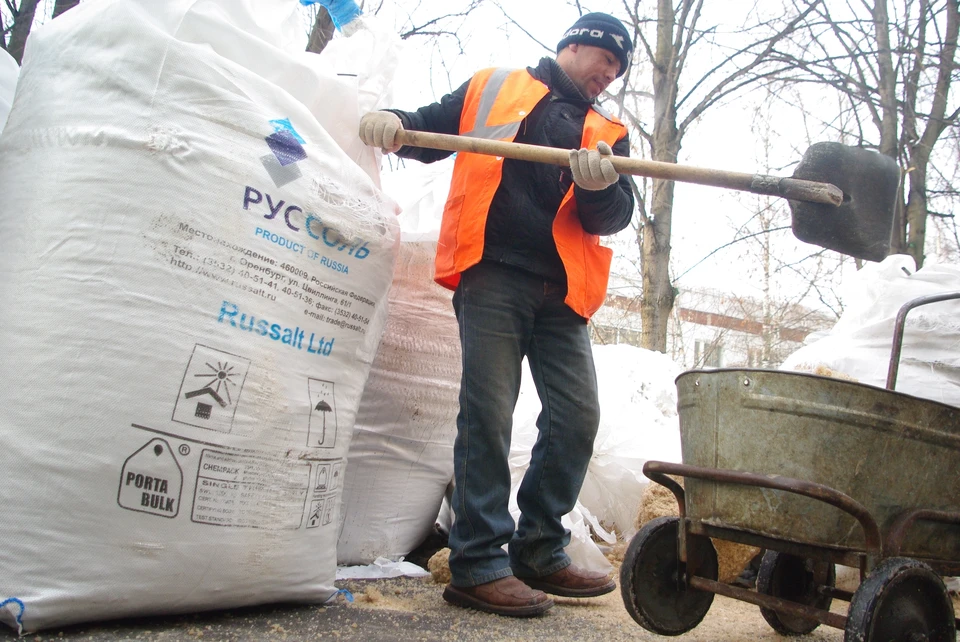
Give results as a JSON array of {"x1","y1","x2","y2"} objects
[{"x1": 789, "y1": 142, "x2": 900, "y2": 262}]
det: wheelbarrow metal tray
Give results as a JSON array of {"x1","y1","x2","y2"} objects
[{"x1": 677, "y1": 368, "x2": 960, "y2": 562}]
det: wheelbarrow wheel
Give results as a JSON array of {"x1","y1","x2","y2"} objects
[
  {"x1": 620, "y1": 516, "x2": 718, "y2": 636},
  {"x1": 844, "y1": 557, "x2": 955, "y2": 642},
  {"x1": 756, "y1": 550, "x2": 835, "y2": 635}
]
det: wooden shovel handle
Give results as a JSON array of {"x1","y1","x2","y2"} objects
[{"x1": 396, "y1": 129, "x2": 843, "y2": 207}]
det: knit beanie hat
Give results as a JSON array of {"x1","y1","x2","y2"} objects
[{"x1": 557, "y1": 12, "x2": 633, "y2": 77}]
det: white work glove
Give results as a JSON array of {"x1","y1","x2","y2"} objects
[
  {"x1": 359, "y1": 111, "x2": 403, "y2": 154},
  {"x1": 569, "y1": 141, "x2": 619, "y2": 191}
]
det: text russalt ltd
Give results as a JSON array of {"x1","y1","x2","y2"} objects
[{"x1": 219, "y1": 300, "x2": 335, "y2": 356}]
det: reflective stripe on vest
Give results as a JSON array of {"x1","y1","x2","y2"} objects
[
  {"x1": 462, "y1": 68, "x2": 522, "y2": 140},
  {"x1": 434, "y1": 67, "x2": 627, "y2": 320}
]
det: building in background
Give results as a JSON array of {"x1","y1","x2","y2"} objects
[{"x1": 592, "y1": 275, "x2": 836, "y2": 369}]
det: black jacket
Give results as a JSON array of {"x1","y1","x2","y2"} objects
[{"x1": 390, "y1": 57, "x2": 634, "y2": 284}]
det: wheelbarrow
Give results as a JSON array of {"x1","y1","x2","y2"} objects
[{"x1": 620, "y1": 292, "x2": 960, "y2": 641}]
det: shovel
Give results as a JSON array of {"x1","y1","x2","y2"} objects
[{"x1": 394, "y1": 130, "x2": 900, "y2": 262}]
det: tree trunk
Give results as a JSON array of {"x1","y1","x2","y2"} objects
[
  {"x1": 640, "y1": 0, "x2": 681, "y2": 352},
  {"x1": 870, "y1": 0, "x2": 906, "y2": 255},
  {"x1": 904, "y1": 161, "x2": 929, "y2": 267},
  {"x1": 904, "y1": 0, "x2": 958, "y2": 268},
  {"x1": 761, "y1": 211, "x2": 774, "y2": 368},
  {"x1": 52, "y1": 0, "x2": 80, "y2": 18},
  {"x1": 7, "y1": 0, "x2": 41, "y2": 64},
  {"x1": 306, "y1": 7, "x2": 335, "y2": 55},
  {"x1": 872, "y1": 0, "x2": 899, "y2": 157}
]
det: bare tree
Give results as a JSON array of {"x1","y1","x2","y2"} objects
[
  {"x1": 730, "y1": 100, "x2": 846, "y2": 365},
  {"x1": 609, "y1": 0, "x2": 826, "y2": 352},
  {"x1": 2, "y1": 0, "x2": 79, "y2": 61},
  {"x1": 781, "y1": 0, "x2": 960, "y2": 268},
  {"x1": 2, "y1": 0, "x2": 40, "y2": 63}
]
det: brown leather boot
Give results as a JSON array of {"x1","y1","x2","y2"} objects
[
  {"x1": 520, "y1": 564, "x2": 616, "y2": 598},
  {"x1": 442, "y1": 576, "x2": 554, "y2": 617}
]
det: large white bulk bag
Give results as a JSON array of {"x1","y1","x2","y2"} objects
[
  {"x1": 782, "y1": 255, "x2": 960, "y2": 406},
  {"x1": 337, "y1": 241, "x2": 461, "y2": 564},
  {"x1": 337, "y1": 159, "x2": 460, "y2": 565},
  {"x1": 0, "y1": 0, "x2": 400, "y2": 633}
]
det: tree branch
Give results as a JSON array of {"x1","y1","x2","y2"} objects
[{"x1": 673, "y1": 225, "x2": 792, "y2": 282}]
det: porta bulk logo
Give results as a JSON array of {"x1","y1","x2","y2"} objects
[{"x1": 261, "y1": 118, "x2": 307, "y2": 188}]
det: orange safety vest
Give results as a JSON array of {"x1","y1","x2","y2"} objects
[{"x1": 434, "y1": 67, "x2": 628, "y2": 319}]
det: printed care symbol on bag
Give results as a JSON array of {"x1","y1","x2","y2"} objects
[
  {"x1": 322, "y1": 495, "x2": 336, "y2": 525},
  {"x1": 173, "y1": 345, "x2": 251, "y2": 433},
  {"x1": 117, "y1": 438, "x2": 184, "y2": 518},
  {"x1": 261, "y1": 118, "x2": 308, "y2": 188},
  {"x1": 307, "y1": 495, "x2": 337, "y2": 528},
  {"x1": 307, "y1": 378, "x2": 338, "y2": 449},
  {"x1": 330, "y1": 461, "x2": 342, "y2": 491},
  {"x1": 184, "y1": 359, "x2": 240, "y2": 420},
  {"x1": 307, "y1": 498, "x2": 325, "y2": 529},
  {"x1": 315, "y1": 463, "x2": 331, "y2": 491},
  {"x1": 314, "y1": 461, "x2": 342, "y2": 493}
]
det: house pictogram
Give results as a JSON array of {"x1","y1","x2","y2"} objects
[{"x1": 173, "y1": 346, "x2": 250, "y2": 433}]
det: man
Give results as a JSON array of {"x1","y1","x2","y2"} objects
[{"x1": 359, "y1": 13, "x2": 635, "y2": 618}]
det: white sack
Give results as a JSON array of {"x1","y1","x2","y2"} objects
[
  {"x1": 336, "y1": 557, "x2": 431, "y2": 580},
  {"x1": 782, "y1": 255, "x2": 960, "y2": 406},
  {"x1": 337, "y1": 159, "x2": 459, "y2": 565},
  {"x1": 0, "y1": 0, "x2": 401, "y2": 632},
  {"x1": 0, "y1": 48, "x2": 17, "y2": 133},
  {"x1": 336, "y1": 241, "x2": 460, "y2": 564}
]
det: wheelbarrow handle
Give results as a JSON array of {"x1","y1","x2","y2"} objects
[
  {"x1": 395, "y1": 129, "x2": 844, "y2": 207},
  {"x1": 886, "y1": 291, "x2": 960, "y2": 390},
  {"x1": 643, "y1": 460, "x2": 884, "y2": 568}
]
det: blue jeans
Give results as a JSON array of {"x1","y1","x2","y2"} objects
[{"x1": 448, "y1": 261, "x2": 601, "y2": 587}]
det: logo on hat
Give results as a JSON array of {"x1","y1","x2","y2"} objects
[
  {"x1": 561, "y1": 27, "x2": 628, "y2": 51},
  {"x1": 563, "y1": 27, "x2": 609, "y2": 41}
]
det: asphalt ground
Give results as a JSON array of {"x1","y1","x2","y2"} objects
[
  {"x1": 0, "y1": 576, "x2": 853, "y2": 642},
  {"x1": 0, "y1": 580, "x2": 634, "y2": 642}
]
